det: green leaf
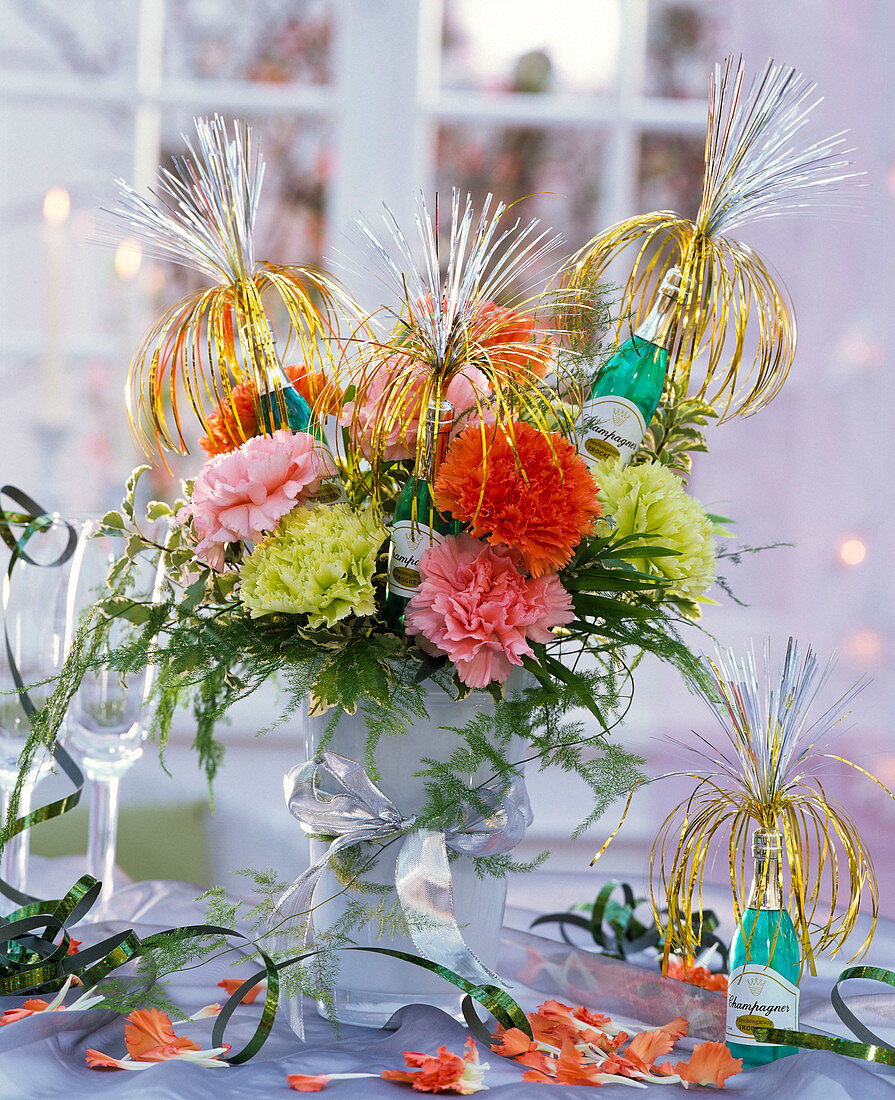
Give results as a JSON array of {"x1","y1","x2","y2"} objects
[
  {"x1": 100, "y1": 596, "x2": 153, "y2": 625},
  {"x1": 146, "y1": 500, "x2": 174, "y2": 520},
  {"x1": 100, "y1": 511, "x2": 126, "y2": 531}
]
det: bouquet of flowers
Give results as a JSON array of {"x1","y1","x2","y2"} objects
[
  {"x1": 7, "y1": 57, "x2": 858, "y2": 1029},
  {"x1": 28, "y1": 119, "x2": 720, "y2": 821}
]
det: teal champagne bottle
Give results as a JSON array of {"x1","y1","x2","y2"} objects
[
  {"x1": 253, "y1": 348, "x2": 345, "y2": 504},
  {"x1": 384, "y1": 398, "x2": 459, "y2": 624},
  {"x1": 578, "y1": 267, "x2": 682, "y2": 467},
  {"x1": 726, "y1": 828, "x2": 800, "y2": 1068}
]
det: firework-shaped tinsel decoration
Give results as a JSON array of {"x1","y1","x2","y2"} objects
[
  {"x1": 341, "y1": 190, "x2": 570, "y2": 496},
  {"x1": 108, "y1": 116, "x2": 357, "y2": 462},
  {"x1": 651, "y1": 639, "x2": 890, "y2": 976},
  {"x1": 565, "y1": 56, "x2": 862, "y2": 419}
]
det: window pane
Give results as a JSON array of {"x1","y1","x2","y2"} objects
[
  {"x1": 637, "y1": 132, "x2": 705, "y2": 217},
  {"x1": 164, "y1": 0, "x2": 332, "y2": 84},
  {"x1": 0, "y1": 1, "x2": 138, "y2": 77},
  {"x1": 442, "y1": 0, "x2": 621, "y2": 94},
  {"x1": 436, "y1": 122, "x2": 605, "y2": 287},
  {"x1": 645, "y1": 0, "x2": 719, "y2": 99}
]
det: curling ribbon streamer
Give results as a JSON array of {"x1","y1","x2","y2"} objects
[
  {"x1": 275, "y1": 750, "x2": 531, "y2": 1033},
  {"x1": 531, "y1": 880, "x2": 728, "y2": 968},
  {"x1": 752, "y1": 966, "x2": 895, "y2": 1066},
  {"x1": 0, "y1": 488, "x2": 84, "y2": 907}
]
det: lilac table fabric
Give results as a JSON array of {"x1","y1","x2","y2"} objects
[{"x1": 0, "y1": 866, "x2": 893, "y2": 1098}]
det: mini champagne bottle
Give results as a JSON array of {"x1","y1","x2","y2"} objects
[
  {"x1": 725, "y1": 828, "x2": 800, "y2": 1067},
  {"x1": 578, "y1": 266, "x2": 683, "y2": 466},
  {"x1": 384, "y1": 398, "x2": 459, "y2": 623},
  {"x1": 249, "y1": 334, "x2": 345, "y2": 504}
]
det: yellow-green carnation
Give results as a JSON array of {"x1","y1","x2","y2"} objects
[
  {"x1": 238, "y1": 504, "x2": 384, "y2": 628},
  {"x1": 592, "y1": 457, "x2": 716, "y2": 603}
]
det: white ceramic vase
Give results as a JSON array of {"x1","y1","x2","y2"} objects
[{"x1": 295, "y1": 677, "x2": 529, "y2": 1028}]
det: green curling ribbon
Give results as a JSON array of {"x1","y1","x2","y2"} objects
[
  {"x1": 0, "y1": 488, "x2": 83, "y2": 907},
  {"x1": 752, "y1": 966, "x2": 895, "y2": 1065},
  {"x1": 531, "y1": 880, "x2": 727, "y2": 968},
  {"x1": 340, "y1": 946, "x2": 532, "y2": 1044}
]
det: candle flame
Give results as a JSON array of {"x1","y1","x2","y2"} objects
[
  {"x1": 43, "y1": 186, "x2": 71, "y2": 226},
  {"x1": 838, "y1": 537, "x2": 866, "y2": 566},
  {"x1": 115, "y1": 239, "x2": 143, "y2": 281}
]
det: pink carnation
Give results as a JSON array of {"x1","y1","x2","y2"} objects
[
  {"x1": 340, "y1": 356, "x2": 490, "y2": 461},
  {"x1": 179, "y1": 429, "x2": 335, "y2": 570},
  {"x1": 404, "y1": 534, "x2": 574, "y2": 688}
]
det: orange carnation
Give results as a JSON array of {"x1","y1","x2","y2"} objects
[
  {"x1": 469, "y1": 302, "x2": 553, "y2": 382},
  {"x1": 285, "y1": 363, "x2": 342, "y2": 416},
  {"x1": 434, "y1": 420, "x2": 601, "y2": 576},
  {"x1": 199, "y1": 380, "x2": 259, "y2": 456}
]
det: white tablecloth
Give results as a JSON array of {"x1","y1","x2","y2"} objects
[{"x1": 1, "y1": 863, "x2": 894, "y2": 1098}]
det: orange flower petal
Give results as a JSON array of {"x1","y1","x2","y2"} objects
[
  {"x1": 380, "y1": 1069, "x2": 418, "y2": 1085},
  {"x1": 217, "y1": 978, "x2": 265, "y2": 1005},
  {"x1": 85, "y1": 1048, "x2": 127, "y2": 1070},
  {"x1": 287, "y1": 1073, "x2": 331, "y2": 1092},
  {"x1": 124, "y1": 1008, "x2": 200, "y2": 1060},
  {"x1": 384, "y1": 1042, "x2": 485, "y2": 1094},
  {"x1": 625, "y1": 1028, "x2": 675, "y2": 1069},
  {"x1": 676, "y1": 1041, "x2": 743, "y2": 1087},
  {"x1": 0, "y1": 1006, "x2": 42, "y2": 1025},
  {"x1": 520, "y1": 1067, "x2": 557, "y2": 1083},
  {"x1": 554, "y1": 1037, "x2": 613, "y2": 1085},
  {"x1": 490, "y1": 1026, "x2": 536, "y2": 1057},
  {"x1": 657, "y1": 1016, "x2": 690, "y2": 1041}
]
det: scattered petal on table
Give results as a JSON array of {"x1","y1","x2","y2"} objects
[
  {"x1": 672, "y1": 1041, "x2": 744, "y2": 1088},
  {"x1": 656, "y1": 1016, "x2": 690, "y2": 1041},
  {"x1": 382, "y1": 1038, "x2": 489, "y2": 1094},
  {"x1": 85, "y1": 1050, "x2": 154, "y2": 1071},
  {"x1": 124, "y1": 1007, "x2": 201, "y2": 1060},
  {"x1": 624, "y1": 1028, "x2": 674, "y2": 1068},
  {"x1": 287, "y1": 1073, "x2": 331, "y2": 1092},
  {"x1": 218, "y1": 977, "x2": 266, "y2": 1004}
]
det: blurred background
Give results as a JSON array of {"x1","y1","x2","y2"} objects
[{"x1": 1, "y1": 0, "x2": 893, "y2": 914}]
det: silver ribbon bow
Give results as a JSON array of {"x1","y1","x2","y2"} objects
[{"x1": 273, "y1": 750, "x2": 531, "y2": 1026}]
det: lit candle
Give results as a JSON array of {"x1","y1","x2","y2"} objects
[{"x1": 42, "y1": 186, "x2": 70, "y2": 426}]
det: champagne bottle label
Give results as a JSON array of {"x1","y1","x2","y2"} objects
[
  {"x1": 312, "y1": 478, "x2": 345, "y2": 505},
  {"x1": 387, "y1": 520, "x2": 444, "y2": 598},
  {"x1": 579, "y1": 396, "x2": 646, "y2": 465},
  {"x1": 725, "y1": 965, "x2": 800, "y2": 1046}
]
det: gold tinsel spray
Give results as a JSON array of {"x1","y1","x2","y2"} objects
[
  {"x1": 565, "y1": 56, "x2": 862, "y2": 419},
  {"x1": 596, "y1": 640, "x2": 892, "y2": 977},
  {"x1": 106, "y1": 116, "x2": 357, "y2": 463}
]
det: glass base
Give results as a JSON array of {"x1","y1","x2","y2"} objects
[
  {"x1": 727, "y1": 1040, "x2": 797, "y2": 1068},
  {"x1": 317, "y1": 988, "x2": 465, "y2": 1029}
]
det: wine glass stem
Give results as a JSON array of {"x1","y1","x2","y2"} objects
[
  {"x1": 1, "y1": 783, "x2": 33, "y2": 895},
  {"x1": 87, "y1": 775, "x2": 121, "y2": 901}
]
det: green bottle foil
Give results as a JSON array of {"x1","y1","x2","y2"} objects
[
  {"x1": 726, "y1": 829, "x2": 800, "y2": 1068},
  {"x1": 578, "y1": 267, "x2": 682, "y2": 466}
]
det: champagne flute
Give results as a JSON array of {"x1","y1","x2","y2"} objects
[
  {"x1": 0, "y1": 516, "x2": 76, "y2": 899},
  {"x1": 63, "y1": 519, "x2": 164, "y2": 913}
]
